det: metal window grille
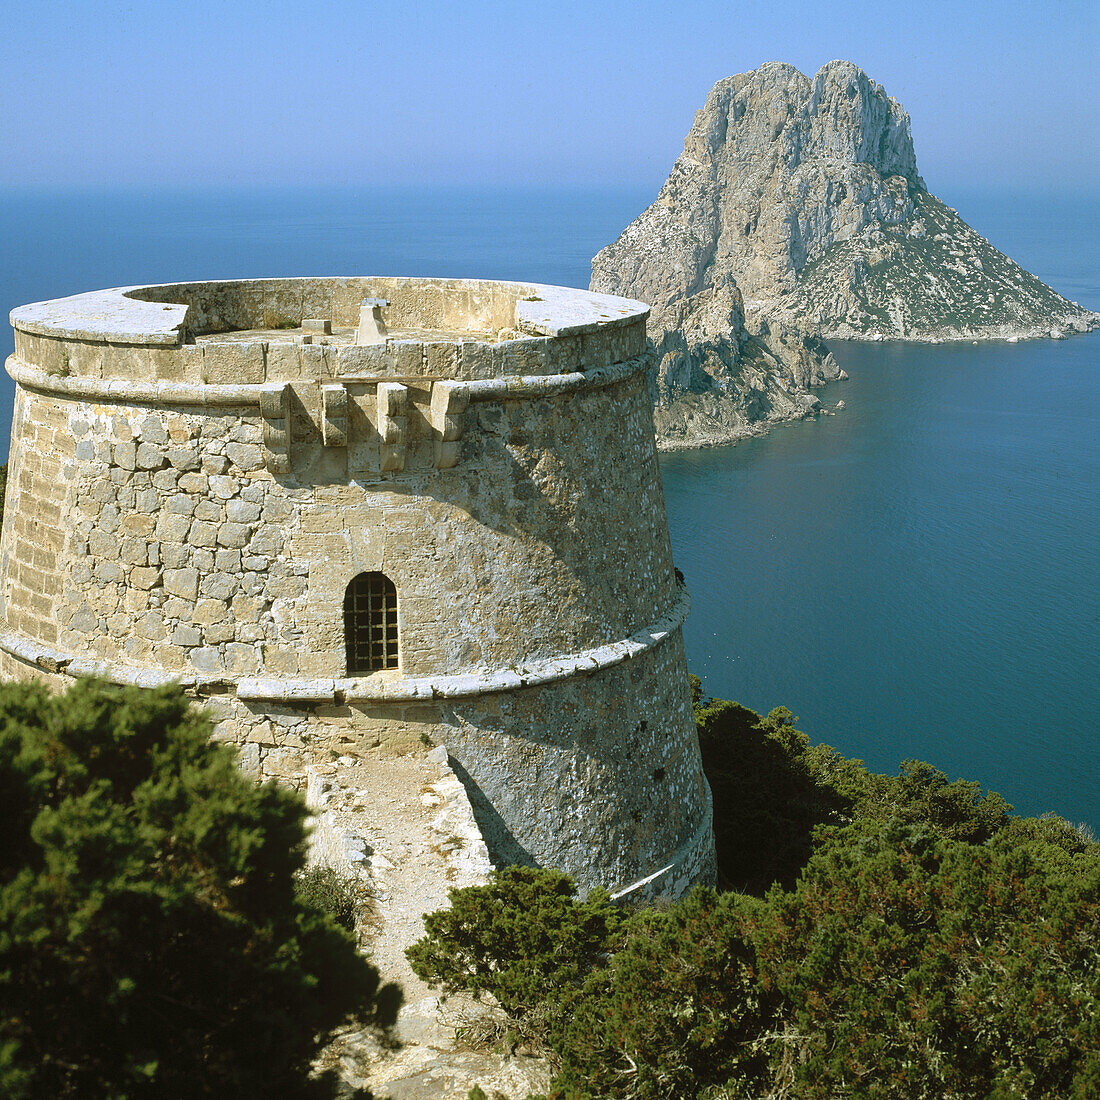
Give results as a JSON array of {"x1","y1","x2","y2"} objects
[{"x1": 344, "y1": 572, "x2": 399, "y2": 673}]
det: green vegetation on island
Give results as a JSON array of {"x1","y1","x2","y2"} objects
[
  {"x1": 413, "y1": 680, "x2": 1100, "y2": 1099},
  {"x1": 0, "y1": 678, "x2": 398, "y2": 1098}
]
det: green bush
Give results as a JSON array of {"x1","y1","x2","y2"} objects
[
  {"x1": 751, "y1": 817, "x2": 1100, "y2": 1098},
  {"x1": 295, "y1": 865, "x2": 361, "y2": 933},
  {"x1": 694, "y1": 697, "x2": 849, "y2": 891},
  {"x1": 411, "y1": 687, "x2": 1100, "y2": 1100},
  {"x1": 555, "y1": 887, "x2": 772, "y2": 1100},
  {"x1": 407, "y1": 866, "x2": 621, "y2": 1040},
  {"x1": 0, "y1": 678, "x2": 399, "y2": 1098}
]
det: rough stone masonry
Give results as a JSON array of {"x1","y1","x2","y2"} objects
[{"x1": 1, "y1": 276, "x2": 715, "y2": 899}]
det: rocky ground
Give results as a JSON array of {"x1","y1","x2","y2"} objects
[{"x1": 308, "y1": 749, "x2": 552, "y2": 1099}]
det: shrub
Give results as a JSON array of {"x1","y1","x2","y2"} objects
[
  {"x1": 750, "y1": 818, "x2": 1100, "y2": 1098},
  {"x1": 694, "y1": 698, "x2": 848, "y2": 892},
  {"x1": 555, "y1": 888, "x2": 772, "y2": 1100},
  {"x1": 295, "y1": 865, "x2": 361, "y2": 933},
  {"x1": 0, "y1": 678, "x2": 399, "y2": 1098},
  {"x1": 407, "y1": 866, "x2": 622, "y2": 1042},
  {"x1": 412, "y1": 688, "x2": 1100, "y2": 1099}
]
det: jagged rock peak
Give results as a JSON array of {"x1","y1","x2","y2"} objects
[
  {"x1": 594, "y1": 59, "x2": 1098, "y2": 347},
  {"x1": 688, "y1": 60, "x2": 922, "y2": 186}
]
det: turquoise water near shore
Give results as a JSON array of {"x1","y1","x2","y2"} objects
[{"x1": 0, "y1": 184, "x2": 1096, "y2": 825}]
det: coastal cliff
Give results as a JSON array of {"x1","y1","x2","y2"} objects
[{"x1": 593, "y1": 59, "x2": 1099, "y2": 449}]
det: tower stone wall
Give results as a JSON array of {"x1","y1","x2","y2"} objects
[{"x1": 2, "y1": 277, "x2": 715, "y2": 897}]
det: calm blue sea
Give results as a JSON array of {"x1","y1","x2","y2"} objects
[{"x1": 0, "y1": 184, "x2": 1097, "y2": 827}]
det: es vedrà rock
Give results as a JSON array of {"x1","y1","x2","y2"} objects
[{"x1": 592, "y1": 59, "x2": 1099, "y2": 449}]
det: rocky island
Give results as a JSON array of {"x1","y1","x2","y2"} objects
[{"x1": 593, "y1": 60, "x2": 1099, "y2": 449}]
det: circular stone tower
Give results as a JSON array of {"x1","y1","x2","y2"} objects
[{"x1": 2, "y1": 277, "x2": 714, "y2": 897}]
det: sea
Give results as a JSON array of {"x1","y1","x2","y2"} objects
[{"x1": 0, "y1": 184, "x2": 1096, "y2": 828}]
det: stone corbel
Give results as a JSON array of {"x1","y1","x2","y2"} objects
[
  {"x1": 429, "y1": 380, "x2": 469, "y2": 469},
  {"x1": 377, "y1": 382, "x2": 407, "y2": 472},
  {"x1": 259, "y1": 382, "x2": 291, "y2": 473},
  {"x1": 321, "y1": 383, "x2": 348, "y2": 448}
]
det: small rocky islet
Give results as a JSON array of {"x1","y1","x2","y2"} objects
[{"x1": 592, "y1": 59, "x2": 1099, "y2": 449}]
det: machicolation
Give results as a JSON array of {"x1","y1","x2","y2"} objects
[{"x1": 2, "y1": 277, "x2": 715, "y2": 898}]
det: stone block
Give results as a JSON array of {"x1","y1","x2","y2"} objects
[
  {"x1": 119, "y1": 538, "x2": 148, "y2": 566},
  {"x1": 202, "y1": 454, "x2": 229, "y2": 475},
  {"x1": 390, "y1": 340, "x2": 423, "y2": 376},
  {"x1": 135, "y1": 442, "x2": 166, "y2": 470},
  {"x1": 200, "y1": 572, "x2": 237, "y2": 601},
  {"x1": 151, "y1": 469, "x2": 178, "y2": 491},
  {"x1": 192, "y1": 597, "x2": 228, "y2": 625},
  {"x1": 423, "y1": 341, "x2": 458, "y2": 377},
  {"x1": 177, "y1": 472, "x2": 207, "y2": 493},
  {"x1": 120, "y1": 513, "x2": 156, "y2": 537},
  {"x1": 202, "y1": 341, "x2": 265, "y2": 385},
  {"x1": 164, "y1": 495, "x2": 196, "y2": 515},
  {"x1": 321, "y1": 384, "x2": 348, "y2": 448},
  {"x1": 300, "y1": 344, "x2": 334, "y2": 380},
  {"x1": 134, "y1": 610, "x2": 166, "y2": 641},
  {"x1": 156, "y1": 513, "x2": 192, "y2": 543},
  {"x1": 187, "y1": 520, "x2": 218, "y2": 548},
  {"x1": 264, "y1": 343, "x2": 303, "y2": 381},
  {"x1": 190, "y1": 646, "x2": 224, "y2": 673},
  {"x1": 354, "y1": 298, "x2": 389, "y2": 346},
  {"x1": 166, "y1": 445, "x2": 201, "y2": 471},
  {"x1": 459, "y1": 340, "x2": 494, "y2": 380},
  {"x1": 225, "y1": 642, "x2": 261, "y2": 674},
  {"x1": 203, "y1": 620, "x2": 236, "y2": 644},
  {"x1": 259, "y1": 383, "x2": 290, "y2": 475},
  {"x1": 172, "y1": 624, "x2": 202, "y2": 648},
  {"x1": 216, "y1": 549, "x2": 242, "y2": 573},
  {"x1": 87, "y1": 530, "x2": 119, "y2": 558},
  {"x1": 217, "y1": 522, "x2": 251, "y2": 549},
  {"x1": 209, "y1": 474, "x2": 239, "y2": 499},
  {"x1": 337, "y1": 344, "x2": 390, "y2": 377},
  {"x1": 226, "y1": 499, "x2": 261, "y2": 524},
  {"x1": 113, "y1": 441, "x2": 136, "y2": 471},
  {"x1": 226, "y1": 443, "x2": 264, "y2": 473},
  {"x1": 130, "y1": 566, "x2": 161, "y2": 590}
]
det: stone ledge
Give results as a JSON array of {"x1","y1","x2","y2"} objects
[
  {"x1": 0, "y1": 587, "x2": 690, "y2": 704},
  {"x1": 5, "y1": 352, "x2": 649, "y2": 409},
  {"x1": 9, "y1": 286, "x2": 187, "y2": 345},
  {"x1": 10, "y1": 278, "x2": 648, "y2": 346},
  {"x1": 514, "y1": 284, "x2": 648, "y2": 337}
]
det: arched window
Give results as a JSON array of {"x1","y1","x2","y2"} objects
[{"x1": 344, "y1": 572, "x2": 399, "y2": 673}]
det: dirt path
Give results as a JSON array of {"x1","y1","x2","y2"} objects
[{"x1": 309, "y1": 748, "x2": 551, "y2": 1099}]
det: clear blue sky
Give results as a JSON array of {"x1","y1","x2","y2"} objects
[{"x1": 1, "y1": 0, "x2": 1097, "y2": 196}]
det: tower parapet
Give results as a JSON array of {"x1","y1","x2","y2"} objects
[{"x1": 2, "y1": 277, "x2": 715, "y2": 897}]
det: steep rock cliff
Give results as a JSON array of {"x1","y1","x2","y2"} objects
[{"x1": 593, "y1": 60, "x2": 1098, "y2": 447}]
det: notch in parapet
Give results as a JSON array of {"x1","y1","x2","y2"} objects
[
  {"x1": 377, "y1": 382, "x2": 407, "y2": 472},
  {"x1": 321, "y1": 383, "x2": 348, "y2": 448},
  {"x1": 260, "y1": 383, "x2": 291, "y2": 473},
  {"x1": 430, "y1": 381, "x2": 469, "y2": 469},
  {"x1": 355, "y1": 298, "x2": 390, "y2": 346}
]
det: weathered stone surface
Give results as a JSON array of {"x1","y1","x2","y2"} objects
[
  {"x1": 592, "y1": 60, "x2": 1099, "y2": 449},
  {"x1": 2, "y1": 276, "x2": 714, "y2": 905}
]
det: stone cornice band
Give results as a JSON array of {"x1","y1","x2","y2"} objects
[
  {"x1": 4, "y1": 353, "x2": 649, "y2": 408},
  {"x1": 0, "y1": 588, "x2": 690, "y2": 703}
]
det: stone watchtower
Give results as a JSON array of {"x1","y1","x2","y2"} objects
[{"x1": 1, "y1": 277, "x2": 714, "y2": 897}]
